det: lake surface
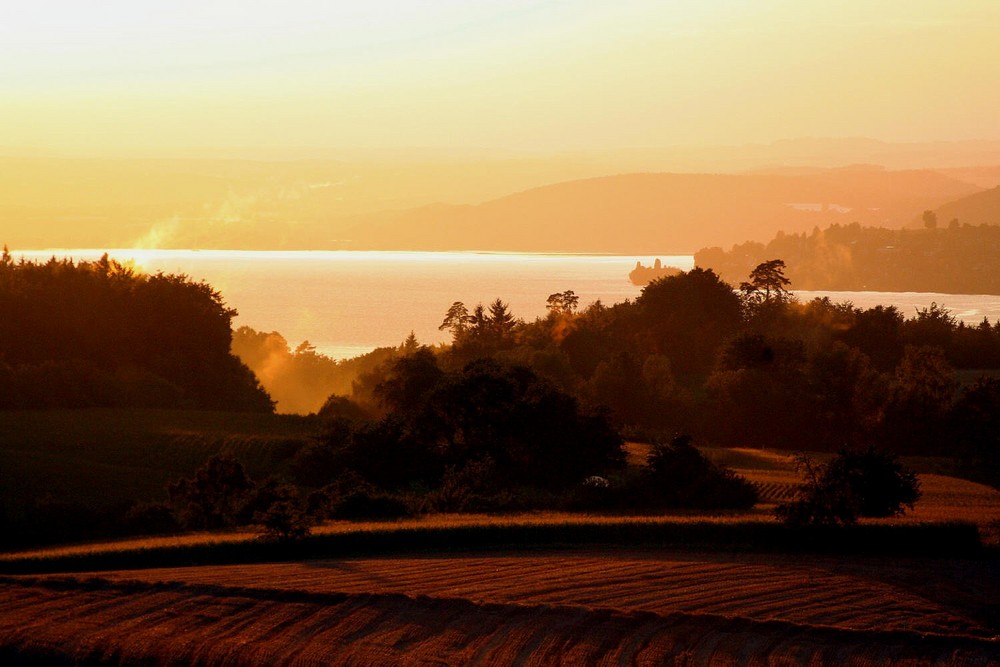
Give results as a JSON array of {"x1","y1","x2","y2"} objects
[{"x1": 15, "y1": 250, "x2": 1000, "y2": 359}]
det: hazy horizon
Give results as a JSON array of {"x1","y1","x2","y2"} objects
[
  {"x1": 3, "y1": 2, "x2": 1000, "y2": 252},
  {"x1": 4, "y1": 1, "x2": 1000, "y2": 157}
]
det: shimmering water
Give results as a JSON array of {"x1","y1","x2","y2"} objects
[{"x1": 15, "y1": 250, "x2": 1000, "y2": 359}]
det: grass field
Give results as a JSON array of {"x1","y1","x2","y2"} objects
[{"x1": 0, "y1": 409, "x2": 318, "y2": 511}]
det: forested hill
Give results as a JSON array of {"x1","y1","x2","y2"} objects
[
  {"x1": 694, "y1": 223, "x2": 1000, "y2": 294},
  {"x1": 0, "y1": 250, "x2": 273, "y2": 411}
]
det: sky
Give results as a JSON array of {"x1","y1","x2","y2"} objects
[{"x1": 2, "y1": 0, "x2": 1000, "y2": 156}]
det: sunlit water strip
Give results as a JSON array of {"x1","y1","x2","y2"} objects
[{"x1": 13, "y1": 250, "x2": 1000, "y2": 360}]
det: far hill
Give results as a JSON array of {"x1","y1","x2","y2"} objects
[
  {"x1": 344, "y1": 167, "x2": 980, "y2": 253},
  {"x1": 695, "y1": 223, "x2": 1000, "y2": 294},
  {"x1": 933, "y1": 186, "x2": 1000, "y2": 227}
]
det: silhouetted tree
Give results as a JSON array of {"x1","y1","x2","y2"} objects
[
  {"x1": 167, "y1": 455, "x2": 255, "y2": 529},
  {"x1": 0, "y1": 253, "x2": 273, "y2": 411},
  {"x1": 399, "y1": 331, "x2": 420, "y2": 356},
  {"x1": 777, "y1": 448, "x2": 920, "y2": 526},
  {"x1": 740, "y1": 259, "x2": 792, "y2": 306},
  {"x1": 373, "y1": 347, "x2": 444, "y2": 415},
  {"x1": 546, "y1": 290, "x2": 579, "y2": 315},
  {"x1": 806, "y1": 343, "x2": 885, "y2": 449},
  {"x1": 427, "y1": 359, "x2": 624, "y2": 489},
  {"x1": 635, "y1": 268, "x2": 742, "y2": 380},
  {"x1": 705, "y1": 333, "x2": 814, "y2": 448},
  {"x1": 950, "y1": 377, "x2": 1000, "y2": 488},
  {"x1": 642, "y1": 435, "x2": 757, "y2": 509},
  {"x1": 880, "y1": 346, "x2": 957, "y2": 454},
  {"x1": 439, "y1": 301, "x2": 471, "y2": 341},
  {"x1": 840, "y1": 305, "x2": 905, "y2": 371},
  {"x1": 487, "y1": 298, "x2": 518, "y2": 341}
]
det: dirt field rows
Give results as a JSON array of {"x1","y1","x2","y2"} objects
[{"x1": 1, "y1": 550, "x2": 997, "y2": 665}]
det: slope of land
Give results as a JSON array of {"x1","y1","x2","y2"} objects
[
  {"x1": 0, "y1": 409, "x2": 317, "y2": 549},
  {"x1": 935, "y1": 186, "x2": 1000, "y2": 227},
  {"x1": 0, "y1": 551, "x2": 996, "y2": 665},
  {"x1": 2, "y1": 443, "x2": 996, "y2": 664},
  {"x1": 345, "y1": 167, "x2": 980, "y2": 253},
  {"x1": 0, "y1": 156, "x2": 632, "y2": 250},
  {"x1": 1, "y1": 158, "x2": 983, "y2": 253},
  {"x1": 694, "y1": 223, "x2": 1000, "y2": 293}
]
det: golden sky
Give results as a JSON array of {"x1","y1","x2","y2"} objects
[{"x1": 3, "y1": 0, "x2": 1000, "y2": 156}]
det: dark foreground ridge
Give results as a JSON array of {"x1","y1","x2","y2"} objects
[
  {"x1": 0, "y1": 520, "x2": 984, "y2": 575},
  {"x1": 0, "y1": 575, "x2": 996, "y2": 666}
]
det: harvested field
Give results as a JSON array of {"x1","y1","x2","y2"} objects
[{"x1": 1, "y1": 550, "x2": 997, "y2": 665}]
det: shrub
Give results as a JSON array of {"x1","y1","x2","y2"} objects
[
  {"x1": 311, "y1": 472, "x2": 413, "y2": 521},
  {"x1": 776, "y1": 447, "x2": 921, "y2": 526},
  {"x1": 167, "y1": 455, "x2": 255, "y2": 529},
  {"x1": 253, "y1": 485, "x2": 313, "y2": 542},
  {"x1": 642, "y1": 436, "x2": 758, "y2": 509},
  {"x1": 123, "y1": 501, "x2": 182, "y2": 536},
  {"x1": 424, "y1": 458, "x2": 513, "y2": 513},
  {"x1": 332, "y1": 490, "x2": 412, "y2": 521}
]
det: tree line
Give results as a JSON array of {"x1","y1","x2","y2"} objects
[
  {"x1": 283, "y1": 261, "x2": 997, "y2": 488},
  {"x1": 695, "y1": 222, "x2": 1000, "y2": 294},
  {"x1": 0, "y1": 248, "x2": 272, "y2": 411}
]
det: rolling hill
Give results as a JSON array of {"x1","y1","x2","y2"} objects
[
  {"x1": 933, "y1": 185, "x2": 1000, "y2": 227},
  {"x1": 345, "y1": 167, "x2": 982, "y2": 253},
  {"x1": 1, "y1": 153, "x2": 991, "y2": 253}
]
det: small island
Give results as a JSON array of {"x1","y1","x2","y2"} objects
[{"x1": 629, "y1": 258, "x2": 683, "y2": 286}]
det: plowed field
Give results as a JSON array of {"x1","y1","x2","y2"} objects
[{"x1": 1, "y1": 550, "x2": 997, "y2": 665}]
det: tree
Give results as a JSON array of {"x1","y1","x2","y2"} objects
[
  {"x1": 167, "y1": 455, "x2": 255, "y2": 529},
  {"x1": 399, "y1": 331, "x2": 420, "y2": 356},
  {"x1": 0, "y1": 254, "x2": 273, "y2": 411},
  {"x1": 739, "y1": 259, "x2": 792, "y2": 314},
  {"x1": 922, "y1": 209, "x2": 938, "y2": 229},
  {"x1": 880, "y1": 345, "x2": 957, "y2": 454},
  {"x1": 546, "y1": 290, "x2": 579, "y2": 315},
  {"x1": 643, "y1": 435, "x2": 757, "y2": 509},
  {"x1": 776, "y1": 448, "x2": 920, "y2": 526},
  {"x1": 706, "y1": 332, "x2": 813, "y2": 448},
  {"x1": 905, "y1": 302, "x2": 956, "y2": 350},
  {"x1": 840, "y1": 305, "x2": 905, "y2": 371},
  {"x1": 426, "y1": 358, "x2": 625, "y2": 489},
  {"x1": 253, "y1": 484, "x2": 313, "y2": 542},
  {"x1": 949, "y1": 377, "x2": 1000, "y2": 487},
  {"x1": 439, "y1": 301, "x2": 471, "y2": 341},
  {"x1": 806, "y1": 342, "x2": 885, "y2": 449},
  {"x1": 634, "y1": 268, "x2": 742, "y2": 380},
  {"x1": 487, "y1": 298, "x2": 518, "y2": 341},
  {"x1": 372, "y1": 347, "x2": 444, "y2": 415}
]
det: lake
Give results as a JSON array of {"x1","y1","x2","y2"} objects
[{"x1": 15, "y1": 249, "x2": 1000, "y2": 359}]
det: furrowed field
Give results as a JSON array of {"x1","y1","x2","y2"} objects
[{"x1": 1, "y1": 410, "x2": 998, "y2": 664}]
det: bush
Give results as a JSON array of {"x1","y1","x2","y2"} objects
[
  {"x1": 123, "y1": 501, "x2": 182, "y2": 536},
  {"x1": 642, "y1": 436, "x2": 758, "y2": 509},
  {"x1": 332, "y1": 490, "x2": 412, "y2": 521},
  {"x1": 776, "y1": 447, "x2": 921, "y2": 526},
  {"x1": 253, "y1": 485, "x2": 313, "y2": 542},
  {"x1": 167, "y1": 455, "x2": 255, "y2": 529},
  {"x1": 310, "y1": 472, "x2": 413, "y2": 521},
  {"x1": 424, "y1": 458, "x2": 514, "y2": 513}
]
